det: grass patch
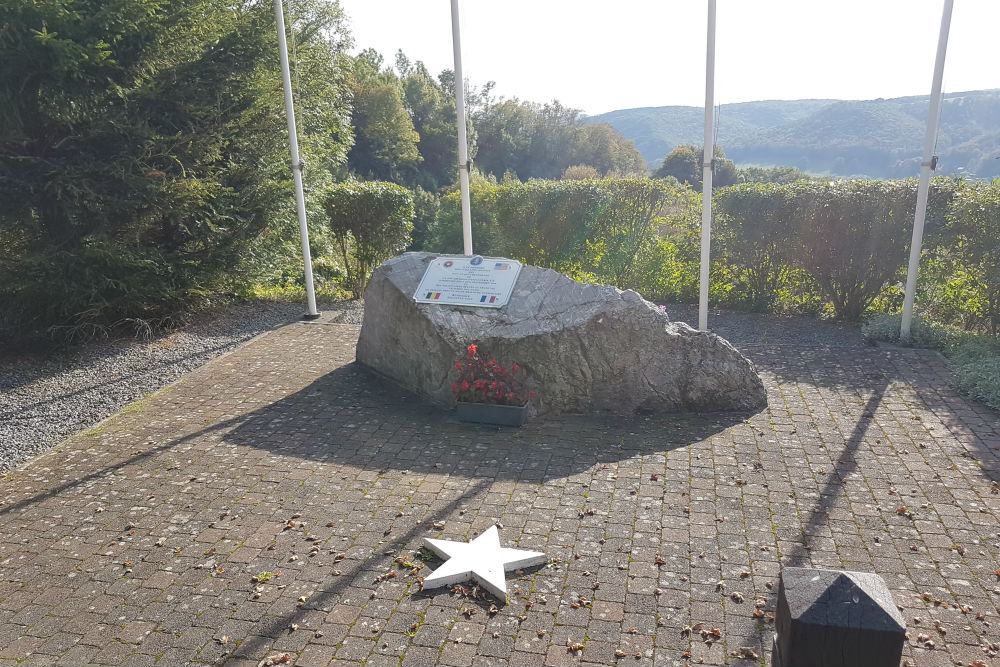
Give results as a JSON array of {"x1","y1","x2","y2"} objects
[{"x1": 863, "y1": 314, "x2": 1000, "y2": 411}]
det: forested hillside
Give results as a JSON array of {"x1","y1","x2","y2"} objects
[{"x1": 590, "y1": 90, "x2": 1000, "y2": 179}]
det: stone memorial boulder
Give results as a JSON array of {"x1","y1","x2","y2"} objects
[{"x1": 356, "y1": 252, "x2": 767, "y2": 415}]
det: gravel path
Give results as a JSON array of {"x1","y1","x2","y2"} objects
[
  {"x1": 0, "y1": 300, "x2": 364, "y2": 473},
  {"x1": 0, "y1": 297, "x2": 862, "y2": 474}
]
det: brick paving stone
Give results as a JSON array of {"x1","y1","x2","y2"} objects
[{"x1": 2, "y1": 321, "x2": 1000, "y2": 665}]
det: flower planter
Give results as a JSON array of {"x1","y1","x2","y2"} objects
[{"x1": 456, "y1": 401, "x2": 528, "y2": 427}]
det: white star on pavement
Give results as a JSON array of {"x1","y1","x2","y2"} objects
[{"x1": 422, "y1": 525, "x2": 547, "y2": 599}]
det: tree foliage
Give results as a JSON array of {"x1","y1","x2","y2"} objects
[
  {"x1": 737, "y1": 165, "x2": 817, "y2": 184},
  {"x1": 0, "y1": 0, "x2": 351, "y2": 344},
  {"x1": 395, "y1": 51, "x2": 459, "y2": 191},
  {"x1": 561, "y1": 164, "x2": 601, "y2": 180},
  {"x1": 322, "y1": 181, "x2": 413, "y2": 298},
  {"x1": 653, "y1": 145, "x2": 737, "y2": 188},
  {"x1": 346, "y1": 49, "x2": 420, "y2": 183},
  {"x1": 470, "y1": 98, "x2": 646, "y2": 181}
]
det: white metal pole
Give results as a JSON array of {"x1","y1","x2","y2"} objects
[
  {"x1": 698, "y1": 0, "x2": 716, "y2": 332},
  {"x1": 901, "y1": 0, "x2": 953, "y2": 342},
  {"x1": 275, "y1": 0, "x2": 319, "y2": 318},
  {"x1": 450, "y1": 0, "x2": 474, "y2": 256}
]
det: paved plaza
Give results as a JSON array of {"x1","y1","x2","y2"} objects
[{"x1": 2, "y1": 317, "x2": 1000, "y2": 666}]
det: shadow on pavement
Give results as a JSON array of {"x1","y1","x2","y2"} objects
[{"x1": 222, "y1": 362, "x2": 753, "y2": 483}]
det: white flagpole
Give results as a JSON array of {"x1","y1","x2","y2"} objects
[
  {"x1": 450, "y1": 0, "x2": 474, "y2": 256},
  {"x1": 900, "y1": 0, "x2": 953, "y2": 342},
  {"x1": 275, "y1": 0, "x2": 319, "y2": 318},
  {"x1": 698, "y1": 0, "x2": 716, "y2": 332}
]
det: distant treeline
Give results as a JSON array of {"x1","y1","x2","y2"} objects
[{"x1": 346, "y1": 49, "x2": 646, "y2": 190}]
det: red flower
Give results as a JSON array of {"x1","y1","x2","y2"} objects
[{"x1": 452, "y1": 343, "x2": 534, "y2": 407}]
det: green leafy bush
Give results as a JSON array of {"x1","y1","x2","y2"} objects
[
  {"x1": 945, "y1": 180, "x2": 1000, "y2": 335},
  {"x1": 322, "y1": 181, "x2": 414, "y2": 298}
]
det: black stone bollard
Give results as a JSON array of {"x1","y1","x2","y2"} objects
[{"x1": 772, "y1": 567, "x2": 906, "y2": 667}]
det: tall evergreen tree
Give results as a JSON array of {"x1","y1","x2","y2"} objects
[{"x1": 0, "y1": 0, "x2": 352, "y2": 342}]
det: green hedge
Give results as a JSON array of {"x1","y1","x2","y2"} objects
[{"x1": 425, "y1": 178, "x2": 700, "y2": 298}]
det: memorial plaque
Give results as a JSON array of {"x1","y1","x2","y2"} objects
[{"x1": 413, "y1": 255, "x2": 522, "y2": 308}]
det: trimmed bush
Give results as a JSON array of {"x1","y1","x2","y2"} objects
[
  {"x1": 946, "y1": 181, "x2": 1000, "y2": 335},
  {"x1": 322, "y1": 182, "x2": 414, "y2": 298},
  {"x1": 714, "y1": 183, "x2": 796, "y2": 310}
]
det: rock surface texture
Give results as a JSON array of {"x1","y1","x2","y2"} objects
[{"x1": 357, "y1": 252, "x2": 767, "y2": 415}]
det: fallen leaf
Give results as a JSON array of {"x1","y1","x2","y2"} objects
[{"x1": 730, "y1": 647, "x2": 759, "y2": 660}]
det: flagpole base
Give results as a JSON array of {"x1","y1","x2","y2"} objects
[{"x1": 302, "y1": 313, "x2": 320, "y2": 321}]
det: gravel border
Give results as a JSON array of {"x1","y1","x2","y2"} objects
[
  {"x1": 0, "y1": 300, "x2": 365, "y2": 474},
  {"x1": 0, "y1": 297, "x2": 864, "y2": 474}
]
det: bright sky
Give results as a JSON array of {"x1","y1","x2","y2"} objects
[{"x1": 339, "y1": 0, "x2": 999, "y2": 115}]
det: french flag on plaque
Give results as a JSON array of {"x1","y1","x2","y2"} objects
[
  {"x1": 479, "y1": 295, "x2": 497, "y2": 303},
  {"x1": 494, "y1": 262, "x2": 511, "y2": 270}
]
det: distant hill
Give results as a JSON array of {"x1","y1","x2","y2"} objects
[{"x1": 587, "y1": 90, "x2": 1000, "y2": 180}]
